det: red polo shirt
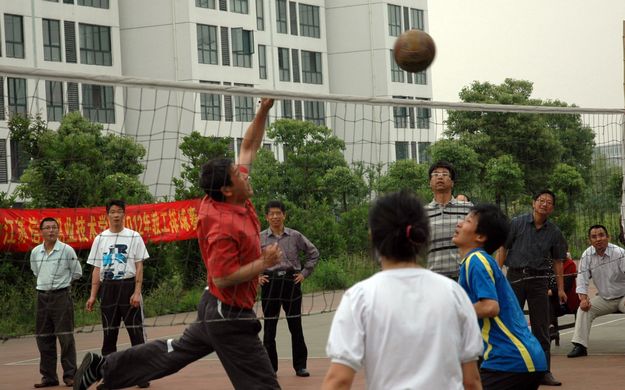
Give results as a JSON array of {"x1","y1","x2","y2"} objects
[{"x1": 197, "y1": 195, "x2": 261, "y2": 309}]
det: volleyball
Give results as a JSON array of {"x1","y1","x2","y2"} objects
[{"x1": 393, "y1": 29, "x2": 436, "y2": 73}]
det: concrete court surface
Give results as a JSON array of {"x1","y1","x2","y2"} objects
[{"x1": 2, "y1": 300, "x2": 625, "y2": 389}]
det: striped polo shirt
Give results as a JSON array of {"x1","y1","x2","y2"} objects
[{"x1": 426, "y1": 197, "x2": 472, "y2": 277}]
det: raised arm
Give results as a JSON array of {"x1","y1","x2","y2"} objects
[{"x1": 237, "y1": 98, "x2": 274, "y2": 169}]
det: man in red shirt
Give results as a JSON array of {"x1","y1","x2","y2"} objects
[{"x1": 74, "y1": 99, "x2": 282, "y2": 390}]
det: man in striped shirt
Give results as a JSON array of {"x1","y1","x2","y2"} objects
[{"x1": 425, "y1": 161, "x2": 472, "y2": 280}]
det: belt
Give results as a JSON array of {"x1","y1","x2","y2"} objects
[
  {"x1": 508, "y1": 267, "x2": 550, "y2": 276},
  {"x1": 37, "y1": 286, "x2": 69, "y2": 294},
  {"x1": 265, "y1": 270, "x2": 296, "y2": 277}
]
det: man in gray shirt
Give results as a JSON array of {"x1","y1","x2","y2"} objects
[
  {"x1": 568, "y1": 224, "x2": 625, "y2": 358},
  {"x1": 259, "y1": 200, "x2": 319, "y2": 377},
  {"x1": 30, "y1": 217, "x2": 82, "y2": 388},
  {"x1": 497, "y1": 190, "x2": 567, "y2": 386},
  {"x1": 425, "y1": 161, "x2": 472, "y2": 279}
]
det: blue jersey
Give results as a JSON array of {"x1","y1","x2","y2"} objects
[{"x1": 458, "y1": 248, "x2": 547, "y2": 373}]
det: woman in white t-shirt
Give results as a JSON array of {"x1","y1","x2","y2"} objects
[{"x1": 322, "y1": 190, "x2": 483, "y2": 390}]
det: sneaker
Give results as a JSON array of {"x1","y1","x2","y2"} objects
[
  {"x1": 567, "y1": 343, "x2": 588, "y2": 358},
  {"x1": 74, "y1": 352, "x2": 104, "y2": 390}
]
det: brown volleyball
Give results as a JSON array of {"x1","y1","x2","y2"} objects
[{"x1": 393, "y1": 29, "x2": 436, "y2": 73}]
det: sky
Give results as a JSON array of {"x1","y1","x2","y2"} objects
[{"x1": 427, "y1": 0, "x2": 625, "y2": 109}]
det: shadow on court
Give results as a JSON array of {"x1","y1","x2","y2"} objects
[{"x1": 2, "y1": 300, "x2": 625, "y2": 389}]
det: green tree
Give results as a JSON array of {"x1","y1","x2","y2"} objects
[
  {"x1": 9, "y1": 113, "x2": 152, "y2": 207},
  {"x1": 376, "y1": 159, "x2": 430, "y2": 200},
  {"x1": 172, "y1": 132, "x2": 234, "y2": 200},
  {"x1": 445, "y1": 79, "x2": 585, "y2": 194},
  {"x1": 548, "y1": 163, "x2": 585, "y2": 211},
  {"x1": 484, "y1": 155, "x2": 525, "y2": 207}
]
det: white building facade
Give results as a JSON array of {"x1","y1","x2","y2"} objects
[{"x1": 0, "y1": 0, "x2": 434, "y2": 198}]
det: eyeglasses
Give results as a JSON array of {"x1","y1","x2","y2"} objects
[
  {"x1": 536, "y1": 198, "x2": 553, "y2": 206},
  {"x1": 430, "y1": 172, "x2": 450, "y2": 178},
  {"x1": 41, "y1": 226, "x2": 59, "y2": 231}
]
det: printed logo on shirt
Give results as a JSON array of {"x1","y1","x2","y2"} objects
[{"x1": 102, "y1": 244, "x2": 129, "y2": 280}]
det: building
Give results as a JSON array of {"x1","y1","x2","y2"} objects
[{"x1": 0, "y1": 0, "x2": 434, "y2": 198}]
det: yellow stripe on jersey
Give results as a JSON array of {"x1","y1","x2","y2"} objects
[{"x1": 464, "y1": 251, "x2": 536, "y2": 371}]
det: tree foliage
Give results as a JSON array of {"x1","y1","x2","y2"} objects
[
  {"x1": 445, "y1": 79, "x2": 594, "y2": 194},
  {"x1": 9, "y1": 113, "x2": 152, "y2": 207}
]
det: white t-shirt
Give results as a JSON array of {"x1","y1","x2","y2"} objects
[
  {"x1": 326, "y1": 268, "x2": 483, "y2": 390},
  {"x1": 87, "y1": 228, "x2": 149, "y2": 281}
]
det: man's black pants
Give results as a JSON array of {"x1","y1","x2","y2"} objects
[
  {"x1": 100, "y1": 278, "x2": 145, "y2": 356},
  {"x1": 35, "y1": 288, "x2": 77, "y2": 382},
  {"x1": 507, "y1": 269, "x2": 551, "y2": 368},
  {"x1": 261, "y1": 273, "x2": 308, "y2": 372}
]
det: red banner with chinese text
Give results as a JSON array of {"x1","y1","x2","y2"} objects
[{"x1": 0, "y1": 199, "x2": 201, "y2": 252}]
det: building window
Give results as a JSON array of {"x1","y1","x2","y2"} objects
[
  {"x1": 413, "y1": 70, "x2": 426, "y2": 85},
  {"x1": 82, "y1": 84, "x2": 115, "y2": 123},
  {"x1": 200, "y1": 81, "x2": 221, "y2": 121},
  {"x1": 276, "y1": 0, "x2": 288, "y2": 34},
  {"x1": 230, "y1": 0, "x2": 248, "y2": 14},
  {"x1": 258, "y1": 44, "x2": 267, "y2": 79},
  {"x1": 393, "y1": 96, "x2": 408, "y2": 129},
  {"x1": 79, "y1": 23, "x2": 112, "y2": 66},
  {"x1": 390, "y1": 51, "x2": 404, "y2": 82},
  {"x1": 78, "y1": 0, "x2": 109, "y2": 8},
  {"x1": 395, "y1": 142, "x2": 409, "y2": 160},
  {"x1": 234, "y1": 83, "x2": 254, "y2": 122},
  {"x1": 5, "y1": 15, "x2": 25, "y2": 59},
  {"x1": 282, "y1": 100, "x2": 292, "y2": 118},
  {"x1": 304, "y1": 100, "x2": 324, "y2": 126},
  {"x1": 417, "y1": 107, "x2": 431, "y2": 129},
  {"x1": 196, "y1": 0, "x2": 216, "y2": 8},
  {"x1": 197, "y1": 24, "x2": 218, "y2": 65},
  {"x1": 64, "y1": 0, "x2": 74, "y2": 3},
  {"x1": 8, "y1": 77, "x2": 27, "y2": 115},
  {"x1": 0, "y1": 139, "x2": 7, "y2": 184},
  {"x1": 418, "y1": 141, "x2": 430, "y2": 163},
  {"x1": 256, "y1": 0, "x2": 265, "y2": 31},
  {"x1": 46, "y1": 80, "x2": 64, "y2": 122},
  {"x1": 10, "y1": 139, "x2": 29, "y2": 182},
  {"x1": 231, "y1": 28, "x2": 253, "y2": 68},
  {"x1": 43, "y1": 19, "x2": 62, "y2": 62},
  {"x1": 411, "y1": 8, "x2": 424, "y2": 30},
  {"x1": 301, "y1": 51, "x2": 322, "y2": 84},
  {"x1": 278, "y1": 48, "x2": 290, "y2": 81},
  {"x1": 388, "y1": 4, "x2": 402, "y2": 37},
  {"x1": 299, "y1": 3, "x2": 320, "y2": 38},
  {"x1": 289, "y1": 1, "x2": 298, "y2": 35}
]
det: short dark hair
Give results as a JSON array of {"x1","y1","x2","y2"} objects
[
  {"x1": 265, "y1": 200, "x2": 286, "y2": 214},
  {"x1": 471, "y1": 204, "x2": 510, "y2": 255},
  {"x1": 588, "y1": 224, "x2": 609, "y2": 237},
  {"x1": 199, "y1": 158, "x2": 234, "y2": 201},
  {"x1": 39, "y1": 217, "x2": 59, "y2": 230},
  {"x1": 106, "y1": 199, "x2": 126, "y2": 213},
  {"x1": 369, "y1": 190, "x2": 430, "y2": 263},
  {"x1": 428, "y1": 160, "x2": 457, "y2": 181},
  {"x1": 533, "y1": 189, "x2": 556, "y2": 206}
]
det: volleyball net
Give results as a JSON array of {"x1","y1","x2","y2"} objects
[{"x1": 0, "y1": 64, "x2": 623, "y2": 340}]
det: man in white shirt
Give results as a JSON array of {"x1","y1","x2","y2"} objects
[
  {"x1": 568, "y1": 224, "x2": 625, "y2": 357},
  {"x1": 31, "y1": 217, "x2": 82, "y2": 388},
  {"x1": 86, "y1": 199, "x2": 149, "y2": 368}
]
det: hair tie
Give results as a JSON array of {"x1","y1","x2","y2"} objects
[{"x1": 406, "y1": 225, "x2": 412, "y2": 239}]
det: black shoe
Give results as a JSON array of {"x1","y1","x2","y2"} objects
[
  {"x1": 540, "y1": 371, "x2": 562, "y2": 386},
  {"x1": 64, "y1": 378, "x2": 75, "y2": 387},
  {"x1": 34, "y1": 380, "x2": 59, "y2": 388},
  {"x1": 137, "y1": 383, "x2": 150, "y2": 388},
  {"x1": 295, "y1": 368, "x2": 310, "y2": 377},
  {"x1": 74, "y1": 352, "x2": 104, "y2": 390},
  {"x1": 567, "y1": 343, "x2": 588, "y2": 358}
]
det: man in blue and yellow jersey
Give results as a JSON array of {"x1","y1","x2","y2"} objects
[{"x1": 454, "y1": 204, "x2": 546, "y2": 390}]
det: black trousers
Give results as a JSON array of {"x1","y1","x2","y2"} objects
[
  {"x1": 100, "y1": 278, "x2": 145, "y2": 356},
  {"x1": 35, "y1": 288, "x2": 77, "y2": 382},
  {"x1": 481, "y1": 369, "x2": 544, "y2": 390},
  {"x1": 261, "y1": 273, "x2": 307, "y2": 372},
  {"x1": 102, "y1": 291, "x2": 279, "y2": 390},
  {"x1": 507, "y1": 269, "x2": 551, "y2": 368}
]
